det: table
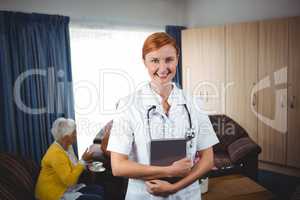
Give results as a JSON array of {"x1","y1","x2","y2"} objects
[
  {"x1": 79, "y1": 166, "x2": 127, "y2": 200},
  {"x1": 202, "y1": 174, "x2": 274, "y2": 200}
]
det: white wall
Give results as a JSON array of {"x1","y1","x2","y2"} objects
[
  {"x1": 186, "y1": 0, "x2": 300, "y2": 27},
  {"x1": 2, "y1": 0, "x2": 300, "y2": 29},
  {"x1": 0, "y1": 0, "x2": 186, "y2": 28}
]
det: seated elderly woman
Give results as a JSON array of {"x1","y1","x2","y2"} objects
[{"x1": 35, "y1": 118, "x2": 104, "y2": 200}]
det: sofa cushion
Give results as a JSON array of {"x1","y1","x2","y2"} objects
[
  {"x1": 0, "y1": 153, "x2": 39, "y2": 200},
  {"x1": 213, "y1": 152, "x2": 233, "y2": 169},
  {"x1": 209, "y1": 115, "x2": 248, "y2": 151},
  {"x1": 227, "y1": 137, "x2": 261, "y2": 163},
  {"x1": 0, "y1": 183, "x2": 19, "y2": 200}
]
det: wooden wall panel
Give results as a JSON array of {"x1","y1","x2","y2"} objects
[
  {"x1": 182, "y1": 16, "x2": 300, "y2": 168},
  {"x1": 258, "y1": 19, "x2": 288, "y2": 164},
  {"x1": 182, "y1": 27, "x2": 225, "y2": 114},
  {"x1": 287, "y1": 16, "x2": 300, "y2": 168},
  {"x1": 226, "y1": 22, "x2": 259, "y2": 142}
]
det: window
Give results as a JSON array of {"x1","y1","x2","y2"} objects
[{"x1": 70, "y1": 25, "x2": 162, "y2": 155}]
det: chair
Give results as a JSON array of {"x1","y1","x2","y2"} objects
[{"x1": 92, "y1": 120, "x2": 127, "y2": 200}]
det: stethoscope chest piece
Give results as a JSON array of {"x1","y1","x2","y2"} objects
[
  {"x1": 185, "y1": 128, "x2": 195, "y2": 141},
  {"x1": 185, "y1": 128, "x2": 195, "y2": 148}
]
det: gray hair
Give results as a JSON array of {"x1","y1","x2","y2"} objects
[{"x1": 51, "y1": 118, "x2": 76, "y2": 141}]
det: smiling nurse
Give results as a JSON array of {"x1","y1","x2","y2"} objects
[{"x1": 107, "y1": 32, "x2": 219, "y2": 200}]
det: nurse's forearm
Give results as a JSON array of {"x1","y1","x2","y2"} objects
[
  {"x1": 111, "y1": 152, "x2": 171, "y2": 180},
  {"x1": 120, "y1": 159, "x2": 170, "y2": 180},
  {"x1": 171, "y1": 147, "x2": 214, "y2": 193}
]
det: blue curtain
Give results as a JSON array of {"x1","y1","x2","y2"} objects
[
  {"x1": 165, "y1": 25, "x2": 186, "y2": 89},
  {"x1": 0, "y1": 11, "x2": 76, "y2": 162}
]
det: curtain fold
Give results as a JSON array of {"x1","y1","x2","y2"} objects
[
  {"x1": 165, "y1": 25, "x2": 186, "y2": 89},
  {"x1": 0, "y1": 11, "x2": 76, "y2": 162}
]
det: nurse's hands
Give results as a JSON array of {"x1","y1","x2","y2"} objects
[
  {"x1": 145, "y1": 179, "x2": 175, "y2": 197},
  {"x1": 168, "y1": 158, "x2": 192, "y2": 178}
]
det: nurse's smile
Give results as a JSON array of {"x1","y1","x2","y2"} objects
[{"x1": 155, "y1": 68, "x2": 171, "y2": 80}]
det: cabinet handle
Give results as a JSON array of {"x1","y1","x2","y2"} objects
[
  {"x1": 200, "y1": 91, "x2": 203, "y2": 101},
  {"x1": 281, "y1": 95, "x2": 285, "y2": 108},
  {"x1": 252, "y1": 82, "x2": 256, "y2": 107},
  {"x1": 290, "y1": 96, "x2": 296, "y2": 109},
  {"x1": 252, "y1": 94, "x2": 256, "y2": 106},
  {"x1": 206, "y1": 91, "x2": 209, "y2": 102}
]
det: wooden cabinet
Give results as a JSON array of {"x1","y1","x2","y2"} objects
[
  {"x1": 225, "y1": 22, "x2": 259, "y2": 142},
  {"x1": 287, "y1": 17, "x2": 300, "y2": 168},
  {"x1": 257, "y1": 19, "x2": 288, "y2": 165},
  {"x1": 182, "y1": 27, "x2": 225, "y2": 114},
  {"x1": 182, "y1": 16, "x2": 300, "y2": 169}
]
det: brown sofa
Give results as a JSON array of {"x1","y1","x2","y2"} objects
[
  {"x1": 0, "y1": 153, "x2": 40, "y2": 200},
  {"x1": 95, "y1": 115, "x2": 261, "y2": 181},
  {"x1": 208, "y1": 115, "x2": 262, "y2": 181},
  {"x1": 92, "y1": 114, "x2": 262, "y2": 199}
]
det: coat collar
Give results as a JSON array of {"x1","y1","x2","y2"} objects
[{"x1": 139, "y1": 82, "x2": 186, "y2": 107}]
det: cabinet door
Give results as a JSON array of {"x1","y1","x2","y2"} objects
[
  {"x1": 287, "y1": 17, "x2": 300, "y2": 168},
  {"x1": 226, "y1": 22, "x2": 259, "y2": 142},
  {"x1": 182, "y1": 29, "x2": 199, "y2": 94},
  {"x1": 182, "y1": 27, "x2": 225, "y2": 114},
  {"x1": 258, "y1": 19, "x2": 288, "y2": 164}
]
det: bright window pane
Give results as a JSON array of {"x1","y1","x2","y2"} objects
[{"x1": 70, "y1": 26, "x2": 161, "y2": 156}]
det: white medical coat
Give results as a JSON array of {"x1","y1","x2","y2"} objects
[{"x1": 107, "y1": 83, "x2": 219, "y2": 200}]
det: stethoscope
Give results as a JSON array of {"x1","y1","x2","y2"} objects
[{"x1": 146, "y1": 103, "x2": 195, "y2": 148}]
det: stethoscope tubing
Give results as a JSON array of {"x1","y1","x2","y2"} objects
[{"x1": 146, "y1": 104, "x2": 193, "y2": 141}]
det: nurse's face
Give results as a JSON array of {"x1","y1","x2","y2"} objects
[{"x1": 144, "y1": 44, "x2": 178, "y2": 86}]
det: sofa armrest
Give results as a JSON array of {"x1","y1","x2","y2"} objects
[{"x1": 227, "y1": 137, "x2": 261, "y2": 163}]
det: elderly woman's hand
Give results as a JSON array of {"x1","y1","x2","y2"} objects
[{"x1": 81, "y1": 148, "x2": 94, "y2": 162}]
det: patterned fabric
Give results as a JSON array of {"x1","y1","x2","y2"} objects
[
  {"x1": 227, "y1": 137, "x2": 261, "y2": 163},
  {"x1": 0, "y1": 153, "x2": 39, "y2": 200},
  {"x1": 0, "y1": 184, "x2": 18, "y2": 200}
]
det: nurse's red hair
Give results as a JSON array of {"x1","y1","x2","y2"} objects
[{"x1": 142, "y1": 32, "x2": 179, "y2": 59}]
